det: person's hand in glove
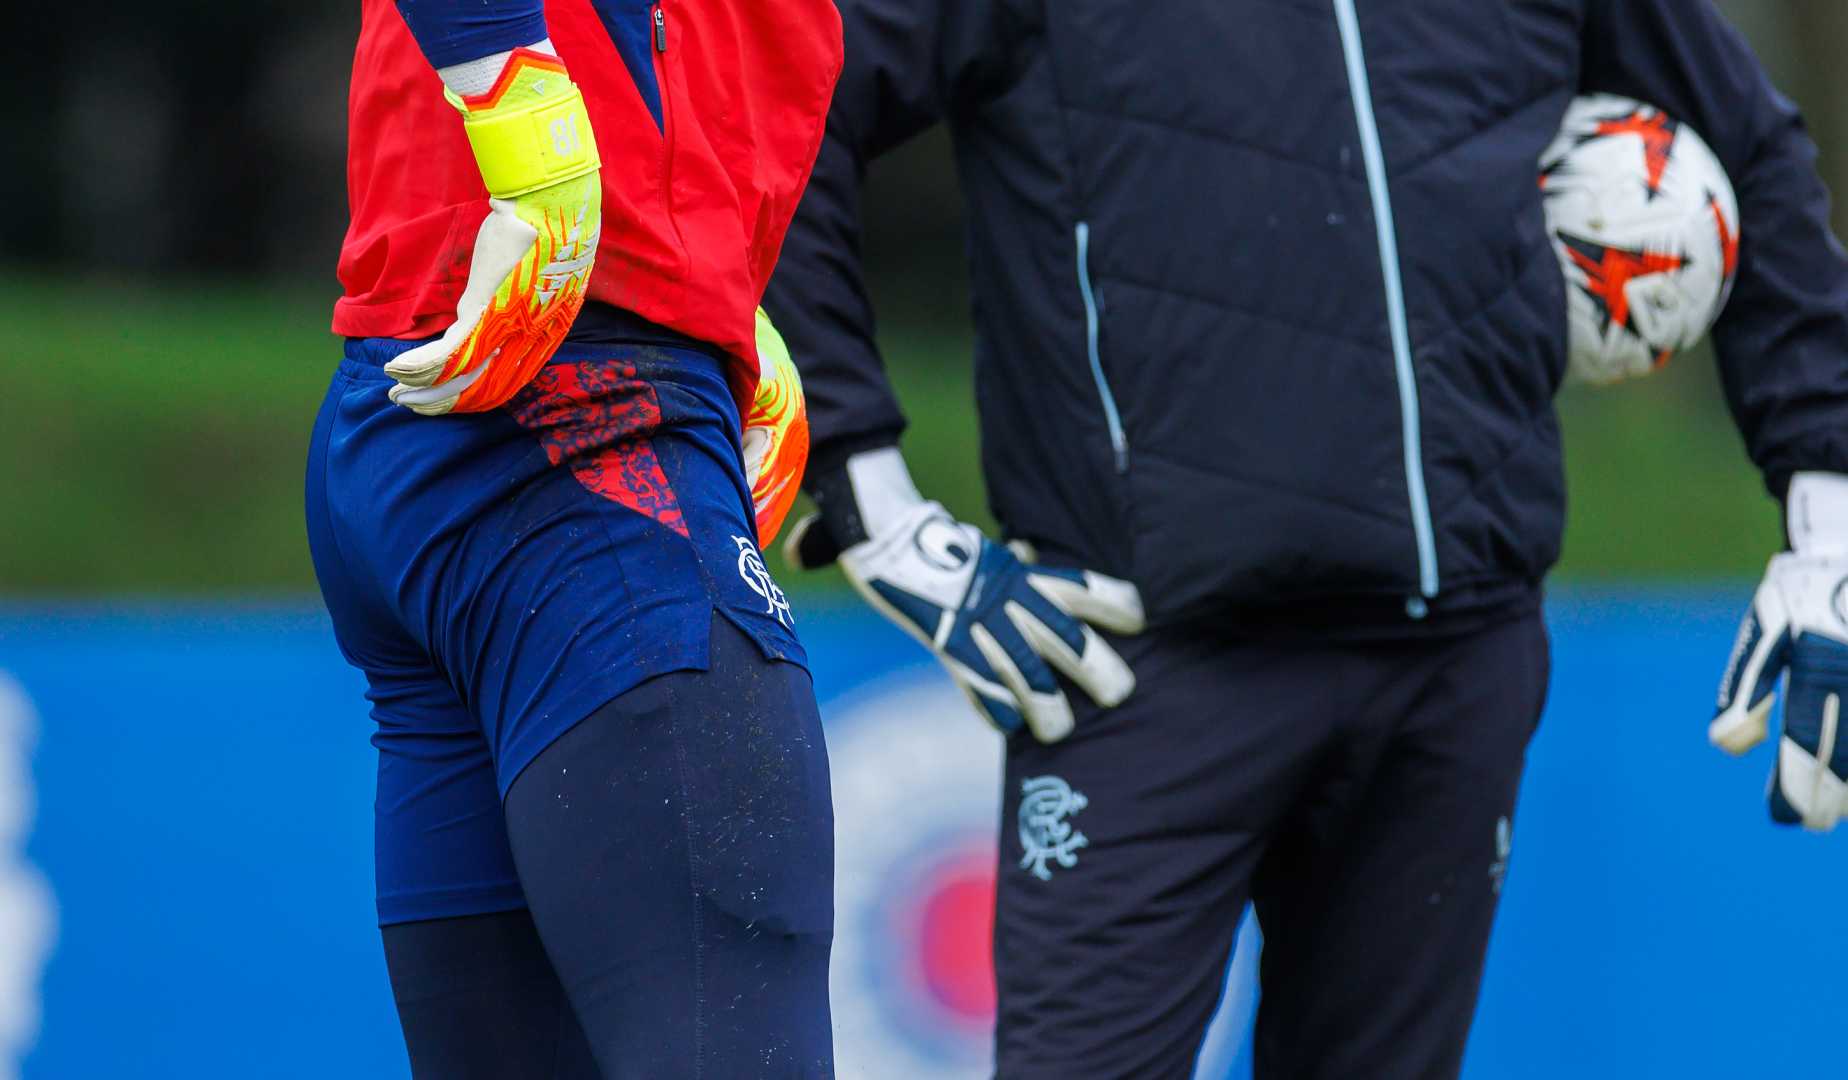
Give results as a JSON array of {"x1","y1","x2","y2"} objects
[
  {"x1": 742, "y1": 309, "x2": 810, "y2": 547},
  {"x1": 1712, "y1": 471, "x2": 1848, "y2": 830},
  {"x1": 387, "y1": 45, "x2": 602, "y2": 416},
  {"x1": 784, "y1": 447, "x2": 1144, "y2": 742}
]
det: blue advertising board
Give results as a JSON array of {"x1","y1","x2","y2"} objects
[{"x1": 0, "y1": 589, "x2": 1842, "y2": 1078}]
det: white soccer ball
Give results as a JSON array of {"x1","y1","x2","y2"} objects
[{"x1": 1539, "y1": 93, "x2": 1741, "y2": 384}]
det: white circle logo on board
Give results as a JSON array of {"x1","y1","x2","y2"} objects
[
  {"x1": 0, "y1": 675, "x2": 54, "y2": 1078},
  {"x1": 827, "y1": 672, "x2": 1002, "y2": 1078}
]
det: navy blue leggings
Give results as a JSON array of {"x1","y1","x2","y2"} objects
[{"x1": 382, "y1": 615, "x2": 836, "y2": 1079}]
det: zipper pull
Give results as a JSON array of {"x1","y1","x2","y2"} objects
[{"x1": 653, "y1": 6, "x2": 667, "y2": 52}]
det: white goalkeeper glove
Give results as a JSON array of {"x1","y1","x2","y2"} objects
[
  {"x1": 1712, "y1": 471, "x2": 1848, "y2": 830},
  {"x1": 784, "y1": 447, "x2": 1144, "y2": 742}
]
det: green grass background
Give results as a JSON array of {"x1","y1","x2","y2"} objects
[{"x1": 0, "y1": 274, "x2": 1779, "y2": 595}]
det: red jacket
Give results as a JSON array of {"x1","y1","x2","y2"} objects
[{"x1": 335, "y1": 0, "x2": 843, "y2": 378}]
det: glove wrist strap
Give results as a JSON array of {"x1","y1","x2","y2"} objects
[
  {"x1": 1788, "y1": 471, "x2": 1848, "y2": 557},
  {"x1": 445, "y1": 48, "x2": 601, "y2": 198},
  {"x1": 811, "y1": 446, "x2": 925, "y2": 549},
  {"x1": 845, "y1": 447, "x2": 926, "y2": 537}
]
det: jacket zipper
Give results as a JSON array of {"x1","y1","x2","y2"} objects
[
  {"x1": 1331, "y1": 0, "x2": 1438, "y2": 618},
  {"x1": 1074, "y1": 222, "x2": 1129, "y2": 473},
  {"x1": 651, "y1": 3, "x2": 691, "y2": 282}
]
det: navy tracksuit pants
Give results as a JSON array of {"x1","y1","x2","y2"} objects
[{"x1": 994, "y1": 609, "x2": 1550, "y2": 1079}]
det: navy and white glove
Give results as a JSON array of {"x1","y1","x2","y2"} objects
[
  {"x1": 785, "y1": 447, "x2": 1144, "y2": 742},
  {"x1": 1712, "y1": 471, "x2": 1848, "y2": 831}
]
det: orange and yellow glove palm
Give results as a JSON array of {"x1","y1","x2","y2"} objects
[
  {"x1": 387, "y1": 50, "x2": 602, "y2": 416},
  {"x1": 743, "y1": 308, "x2": 811, "y2": 547}
]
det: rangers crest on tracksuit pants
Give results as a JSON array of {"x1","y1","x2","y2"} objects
[{"x1": 993, "y1": 612, "x2": 1549, "y2": 1079}]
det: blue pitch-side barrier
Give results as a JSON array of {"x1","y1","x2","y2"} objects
[{"x1": 1, "y1": 589, "x2": 1845, "y2": 1079}]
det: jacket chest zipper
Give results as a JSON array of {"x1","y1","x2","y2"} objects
[
  {"x1": 650, "y1": 7, "x2": 673, "y2": 183},
  {"x1": 651, "y1": 3, "x2": 688, "y2": 277},
  {"x1": 1331, "y1": 0, "x2": 1438, "y2": 618}
]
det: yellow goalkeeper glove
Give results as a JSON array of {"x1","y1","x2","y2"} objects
[
  {"x1": 743, "y1": 308, "x2": 810, "y2": 547},
  {"x1": 387, "y1": 48, "x2": 602, "y2": 416}
]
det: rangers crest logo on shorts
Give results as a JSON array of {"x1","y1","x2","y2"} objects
[
  {"x1": 1018, "y1": 775, "x2": 1089, "y2": 880},
  {"x1": 733, "y1": 535, "x2": 793, "y2": 628}
]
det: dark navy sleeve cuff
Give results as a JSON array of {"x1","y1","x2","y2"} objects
[{"x1": 395, "y1": 2, "x2": 548, "y2": 70}]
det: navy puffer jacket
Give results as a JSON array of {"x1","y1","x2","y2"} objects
[{"x1": 765, "y1": 0, "x2": 1848, "y2": 630}]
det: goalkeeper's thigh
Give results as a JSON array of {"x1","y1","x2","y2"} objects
[{"x1": 502, "y1": 613, "x2": 836, "y2": 1079}]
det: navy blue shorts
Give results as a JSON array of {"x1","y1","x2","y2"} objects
[{"x1": 305, "y1": 336, "x2": 805, "y2": 926}]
